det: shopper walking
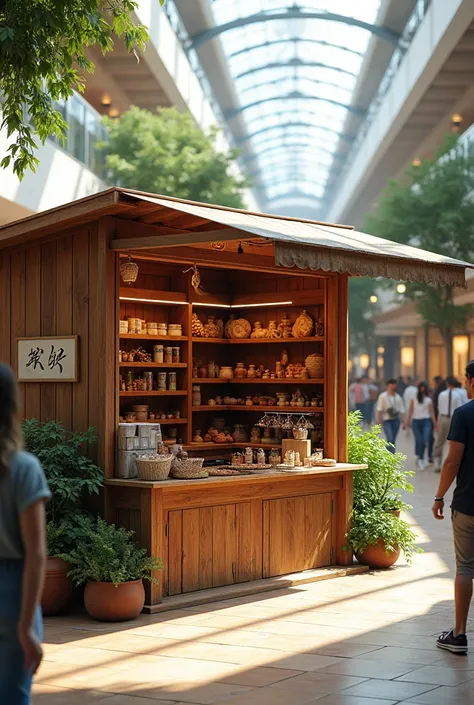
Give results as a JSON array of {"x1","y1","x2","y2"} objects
[
  {"x1": 350, "y1": 378, "x2": 367, "y2": 418},
  {"x1": 403, "y1": 377, "x2": 418, "y2": 412},
  {"x1": 433, "y1": 376, "x2": 466, "y2": 472},
  {"x1": 0, "y1": 363, "x2": 50, "y2": 704},
  {"x1": 432, "y1": 375, "x2": 447, "y2": 420},
  {"x1": 407, "y1": 381, "x2": 436, "y2": 470},
  {"x1": 433, "y1": 360, "x2": 474, "y2": 654},
  {"x1": 377, "y1": 379, "x2": 406, "y2": 452}
]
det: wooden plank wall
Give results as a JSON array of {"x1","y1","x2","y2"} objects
[{"x1": 0, "y1": 219, "x2": 116, "y2": 473}]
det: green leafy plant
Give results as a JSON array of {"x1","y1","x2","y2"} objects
[
  {"x1": 46, "y1": 514, "x2": 96, "y2": 557},
  {"x1": 22, "y1": 419, "x2": 103, "y2": 523},
  {"x1": 348, "y1": 411, "x2": 414, "y2": 512},
  {"x1": 345, "y1": 508, "x2": 422, "y2": 564},
  {"x1": 61, "y1": 516, "x2": 163, "y2": 587},
  {"x1": 0, "y1": 0, "x2": 165, "y2": 179},
  {"x1": 100, "y1": 106, "x2": 248, "y2": 207}
]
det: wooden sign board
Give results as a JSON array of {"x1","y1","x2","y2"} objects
[{"x1": 17, "y1": 336, "x2": 79, "y2": 382}]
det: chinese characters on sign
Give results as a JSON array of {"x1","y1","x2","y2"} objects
[{"x1": 18, "y1": 337, "x2": 78, "y2": 382}]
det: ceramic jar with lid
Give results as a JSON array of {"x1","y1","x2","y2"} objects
[
  {"x1": 208, "y1": 361, "x2": 217, "y2": 378},
  {"x1": 244, "y1": 447, "x2": 253, "y2": 465},
  {"x1": 233, "y1": 424, "x2": 248, "y2": 443},
  {"x1": 192, "y1": 385, "x2": 201, "y2": 407},
  {"x1": 247, "y1": 364, "x2": 256, "y2": 378},
  {"x1": 256, "y1": 448, "x2": 266, "y2": 465},
  {"x1": 234, "y1": 362, "x2": 247, "y2": 379},
  {"x1": 250, "y1": 426, "x2": 261, "y2": 444},
  {"x1": 168, "y1": 324, "x2": 182, "y2": 337},
  {"x1": 219, "y1": 366, "x2": 233, "y2": 379},
  {"x1": 153, "y1": 345, "x2": 164, "y2": 363},
  {"x1": 157, "y1": 323, "x2": 168, "y2": 336}
]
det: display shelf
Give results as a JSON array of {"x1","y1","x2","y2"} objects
[
  {"x1": 126, "y1": 418, "x2": 187, "y2": 425},
  {"x1": 120, "y1": 334, "x2": 188, "y2": 341},
  {"x1": 119, "y1": 390, "x2": 187, "y2": 397},
  {"x1": 192, "y1": 337, "x2": 324, "y2": 344},
  {"x1": 192, "y1": 405, "x2": 324, "y2": 413},
  {"x1": 185, "y1": 442, "x2": 282, "y2": 451},
  {"x1": 191, "y1": 378, "x2": 324, "y2": 385},
  {"x1": 119, "y1": 362, "x2": 187, "y2": 368}
]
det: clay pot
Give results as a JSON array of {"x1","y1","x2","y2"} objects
[
  {"x1": 84, "y1": 579, "x2": 145, "y2": 621},
  {"x1": 41, "y1": 557, "x2": 74, "y2": 616},
  {"x1": 356, "y1": 541, "x2": 401, "y2": 569}
]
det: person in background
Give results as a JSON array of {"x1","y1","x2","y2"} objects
[
  {"x1": 350, "y1": 378, "x2": 367, "y2": 419},
  {"x1": 0, "y1": 363, "x2": 51, "y2": 704},
  {"x1": 433, "y1": 360, "x2": 474, "y2": 654},
  {"x1": 403, "y1": 377, "x2": 418, "y2": 415},
  {"x1": 407, "y1": 381, "x2": 437, "y2": 470},
  {"x1": 432, "y1": 375, "x2": 447, "y2": 420},
  {"x1": 456, "y1": 379, "x2": 469, "y2": 405},
  {"x1": 433, "y1": 376, "x2": 468, "y2": 472},
  {"x1": 365, "y1": 379, "x2": 379, "y2": 427},
  {"x1": 377, "y1": 378, "x2": 406, "y2": 452},
  {"x1": 396, "y1": 376, "x2": 408, "y2": 396}
]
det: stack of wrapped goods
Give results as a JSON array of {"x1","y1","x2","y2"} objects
[{"x1": 117, "y1": 423, "x2": 162, "y2": 478}]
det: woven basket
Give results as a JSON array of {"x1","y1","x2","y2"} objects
[
  {"x1": 136, "y1": 455, "x2": 172, "y2": 481},
  {"x1": 293, "y1": 428, "x2": 309, "y2": 440},
  {"x1": 170, "y1": 457, "x2": 207, "y2": 479},
  {"x1": 305, "y1": 353, "x2": 324, "y2": 378}
]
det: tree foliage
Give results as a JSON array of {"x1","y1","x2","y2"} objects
[
  {"x1": 100, "y1": 106, "x2": 247, "y2": 207},
  {"x1": 348, "y1": 277, "x2": 379, "y2": 357},
  {"x1": 365, "y1": 136, "x2": 474, "y2": 372},
  {"x1": 0, "y1": 0, "x2": 164, "y2": 179}
]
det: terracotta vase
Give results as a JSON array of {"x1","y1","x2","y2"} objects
[
  {"x1": 234, "y1": 362, "x2": 247, "y2": 379},
  {"x1": 41, "y1": 557, "x2": 74, "y2": 616},
  {"x1": 356, "y1": 540, "x2": 401, "y2": 569},
  {"x1": 84, "y1": 579, "x2": 145, "y2": 622}
]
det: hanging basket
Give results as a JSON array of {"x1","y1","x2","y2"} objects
[{"x1": 120, "y1": 257, "x2": 139, "y2": 285}]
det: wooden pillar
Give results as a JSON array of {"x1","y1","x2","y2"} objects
[
  {"x1": 337, "y1": 274, "x2": 348, "y2": 462},
  {"x1": 141, "y1": 488, "x2": 164, "y2": 605},
  {"x1": 325, "y1": 276, "x2": 338, "y2": 458},
  {"x1": 336, "y1": 472, "x2": 353, "y2": 565}
]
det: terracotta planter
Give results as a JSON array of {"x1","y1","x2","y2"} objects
[
  {"x1": 388, "y1": 509, "x2": 401, "y2": 518},
  {"x1": 84, "y1": 579, "x2": 145, "y2": 621},
  {"x1": 41, "y1": 557, "x2": 74, "y2": 616},
  {"x1": 356, "y1": 540, "x2": 401, "y2": 569}
]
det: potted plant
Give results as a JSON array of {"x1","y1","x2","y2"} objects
[
  {"x1": 61, "y1": 516, "x2": 163, "y2": 621},
  {"x1": 345, "y1": 412, "x2": 422, "y2": 568},
  {"x1": 22, "y1": 420, "x2": 104, "y2": 614}
]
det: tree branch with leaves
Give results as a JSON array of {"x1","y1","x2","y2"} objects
[
  {"x1": 365, "y1": 135, "x2": 474, "y2": 373},
  {"x1": 0, "y1": 0, "x2": 164, "y2": 179}
]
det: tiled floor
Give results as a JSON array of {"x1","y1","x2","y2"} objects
[{"x1": 33, "y1": 433, "x2": 474, "y2": 704}]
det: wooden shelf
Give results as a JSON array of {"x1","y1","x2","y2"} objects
[
  {"x1": 119, "y1": 362, "x2": 187, "y2": 368},
  {"x1": 192, "y1": 337, "x2": 324, "y2": 344},
  {"x1": 192, "y1": 405, "x2": 324, "y2": 413},
  {"x1": 186, "y1": 442, "x2": 282, "y2": 451},
  {"x1": 192, "y1": 378, "x2": 324, "y2": 385},
  {"x1": 120, "y1": 334, "x2": 188, "y2": 341},
  {"x1": 127, "y1": 418, "x2": 187, "y2": 425},
  {"x1": 119, "y1": 391, "x2": 187, "y2": 397}
]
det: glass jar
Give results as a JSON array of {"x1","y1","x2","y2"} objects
[
  {"x1": 233, "y1": 424, "x2": 248, "y2": 443},
  {"x1": 157, "y1": 372, "x2": 167, "y2": 391},
  {"x1": 250, "y1": 426, "x2": 261, "y2": 444},
  {"x1": 256, "y1": 448, "x2": 266, "y2": 465},
  {"x1": 269, "y1": 448, "x2": 281, "y2": 466},
  {"x1": 172, "y1": 347, "x2": 180, "y2": 363},
  {"x1": 244, "y1": 447, "x2": 253, "y2": 465},
  {"x1": 168, "y1": 372, "x2": 177, "y2": 391},
  {"x1": 192, "y1": 385, "x2": 201, "y2": 407},
  {"x1": 164, "y1": 347, "x2": 173, "y2": 363},
  {"x1": 153, "y1": 345, "x2": 164, "y2": 363}
]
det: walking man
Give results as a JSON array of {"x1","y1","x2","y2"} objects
[
  {"x1": 433, "y1": 376, "x2": 466, "y2": 472},
  {"x1": 377, "y1": 379, "x2": 406, "y2": 452},
  {"x1": 433, "y1": 360, "x2": 474, "y2": 654}
]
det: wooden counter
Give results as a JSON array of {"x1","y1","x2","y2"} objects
[{"x1": 105, "y1": 464, "x2": 366, "y2": 606}]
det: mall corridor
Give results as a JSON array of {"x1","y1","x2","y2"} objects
[{"x1": 32, "y1": 432, "x2": 474, "y2": 705}]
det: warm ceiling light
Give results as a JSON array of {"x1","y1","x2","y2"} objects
[
  {"x1": 396, "y1": 283, "x2": 407, "y2": 294},
  {"x1": 120, "y1": 297, "x2": 187, "y2": 305},
  {"x1": 108, "y1": 107, "x2": 120, "y2": 118},
  {"x1": 401, "y1": 346, "x2": 415, "y2": 368},
  {"x1": 369, "y1": 295, "x2": 378, "y2": 304},
  {"x1": 192, "y1": 302, "x2": 230, "y2": 309},
  {"x1": 377, "y1": 346, "x2": 385, "y2": 354},
  {"x1": 359, "y1": 353, "x2": 370, "y2": 369},
  {"x1": 412, "y1": 158, "x2": 421, "y2": 167},
  {"x1": 452, "y1": 113, "x2": 463, "y2": 126},
  {"x1": 453, "y1": 335, "x2": 469, "y2": 355},
  {"x1": 231, "y1": 300, "x2": 293, "y2": 309},
  {"x1": 377, "y1": 356, "x2": 384, "y2": 368},
  {"x1": 101, "y1": 93, "x2": 112, "y2": 107}
]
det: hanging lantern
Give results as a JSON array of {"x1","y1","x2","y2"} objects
[{"x1": 120, "y1": 256, "x2": 139, "y2": 285}]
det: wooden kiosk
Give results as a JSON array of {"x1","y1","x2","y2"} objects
[{"x1": 0, "y1": 188, "x2": 468, "y2": 611}]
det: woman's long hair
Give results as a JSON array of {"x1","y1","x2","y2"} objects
[
  {"x1": 417, "y1": 380, "x2": 429, "y2": 405},
  {"x1": 0, "y1": 363, "x2": 22, "y2": 477}
]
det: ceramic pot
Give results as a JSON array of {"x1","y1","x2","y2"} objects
[
  {"x1": 356, "y1": 541, "x2": 401, "y2": 569},
  {"x1": 247, "y1": 364, "x2": 256, "y2": 378},
  {"x1": 41, "y1": 557, "x2": 74, "y2": 616},
  {"x1": 234, "y1": 362, "x2": 247, "y2": 379},
  {"x1": 198, "y1": 366, "x2": 208, "y2": 379},
  {"x1": 233, "y1": 424, "x2": 248, "y2": 443},
  {"x1": 84, "y1": 580, "x2": 145, "y2": 621},
  {"x1": 219, "y1": 366, "x2": 234, "y2": 379}
]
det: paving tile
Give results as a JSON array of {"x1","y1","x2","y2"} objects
[
  {"x1": 135, "y1": 682, "x2": 253, "y2": 704},
  {"x1": 267, "y1": 653, "x2": 344, "y2": 672},
  {"x1": 352, "y1": 646, "x2": 444, "y2": 665},
  {"x1": 403, "y1": 684, "x2": 474, "y2": 704},
  {"x1": 341, "y1": 677, "x2": 439, "y2": 700},
  {"x1": 32, "y1": 684, "x2": 109, "y2": 704},
  {"x1": 314, "y1": 697, "x2": 397, "y2": 705},
  {"x1": 395, "y1": 664, "x2": 474, "y2": 686},
  {"x1": 98, "y1": 697, "x2": 176, "y2": 705},
  {"x1": 324, "y1": 657, "x2": 418, "y2": 680},
  {"x1": 218, "y1": 687, "x2": 326, "y2": 705},
  {"x1": 219, "y1": 666, "x2": 304, "y2": 687},
  {"x1": 270, "y1": 672, "x2": 369, "y2": 694}
]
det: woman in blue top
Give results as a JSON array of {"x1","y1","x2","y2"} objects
[{"x1": 0, "y1": 363, "x2": 51, "y2": 704}]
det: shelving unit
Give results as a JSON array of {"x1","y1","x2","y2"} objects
[
  {"x1": 119, "y1": 391, "x2": 187, "y2": 397},
  {"x1": 192, "y1": 336, "x2": 324, "y2": 344},
  {"x1": 191, "y1": 378, "x2": 324, "y2": 385},
  {"x1": 119, "y1": 363, "x2": 187, "y2": 368},
  {"x1": 192, "y1": 405, "x2": 324, "y2": 413},
  {"x1": 120, "y1": 334, "x2": 188, "y2": 341}
]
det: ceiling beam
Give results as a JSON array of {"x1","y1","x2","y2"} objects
[
  {"x1": 236, "y1": 120, "x2": 355, "y2": 145},
  {"x1": 111, "y1": 228, "x2": 239, "y2": 251},
  {"x1": 234, "y1": 58, "x2": 357, "y2": 82},
  {"x1": 226, "y1": 92, "x2": 366, "y2": 120},
  {"x1": 190, "y1": 8, "x2": 401, "y2": 49},
  {"x1": 229, "y1": 37, "x2": 364, "y2": 60}
]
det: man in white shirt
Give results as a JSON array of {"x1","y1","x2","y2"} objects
[
  {"x1": 377, "y1": 378, "x2": 406, "y2": 453},
  {"x1": 403, "y1": 378, "x2": 418, "y2": 412},
  {"x1": 434, "y1": 376, "x2": 467, "y2": 471}
]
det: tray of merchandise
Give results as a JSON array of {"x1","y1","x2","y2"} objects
[{"x1": 207, "y1": 464, "x2": 275, "y2": 476}]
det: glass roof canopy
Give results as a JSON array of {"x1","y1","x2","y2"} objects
[{"x1": 209, "y1": 0, "x2": 384, "y2": 213}]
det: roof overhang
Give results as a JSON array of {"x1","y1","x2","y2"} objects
[{"x1": 0, "y1": 187, "x2": 472, "y2": 287}]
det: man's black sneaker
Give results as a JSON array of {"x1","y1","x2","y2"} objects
[{"x1": 437, "y1": 630, "x2": 468, "y2": 654}]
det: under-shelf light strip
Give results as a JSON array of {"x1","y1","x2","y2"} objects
[
  {"x1": 193, "y1": 301, "x2": 293, "y2": 309},
  {"x1": 120, "y1": 297, "x2": 294, "y2": 308}
]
